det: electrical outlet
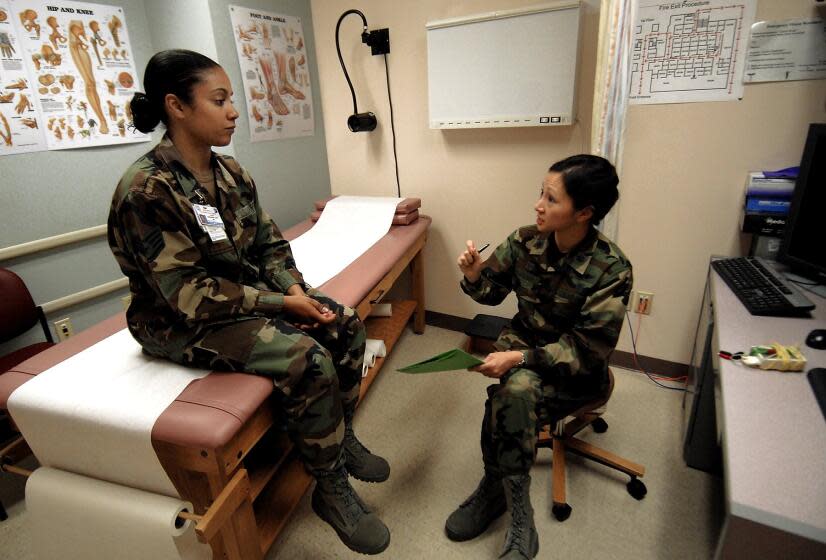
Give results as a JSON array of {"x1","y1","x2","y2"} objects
[
  {"x1": 635, "y1": 291, "x2": 654, "y2": 315},
  {"x1": 54, "y1": 318, "x2": 74, "y2": 341},
  {"x1": 121, "y1": 294, "x2": 132, "y2": 311}
]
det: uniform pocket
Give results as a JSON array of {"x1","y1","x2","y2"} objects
[
  {"x1": 549, "y1": 286, "x2": 582, "y2": 322},
  {"x1": 189, "y1": 317, "x2": 266, "y2": 368},
  {"x1": 235, "y1": 203, "x2": 256, "y2": 223},
  {"x1": 514, "y1": 258, "x2": 542, "y2": 302},
  {"x1": 206, "y1": 238, "x2": 235, "y2": 257}
]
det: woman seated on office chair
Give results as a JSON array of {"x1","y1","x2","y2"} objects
[
  {"x1": 107, "y1": 49, "x2": 390, "y2": 555},
  {"x1": 448, "y1": 155, "x2": 633, "y2": 560}
]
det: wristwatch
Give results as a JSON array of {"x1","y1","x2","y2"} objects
[{"x1": 515, "y1": 351, "x2": 527, "y2": 368}]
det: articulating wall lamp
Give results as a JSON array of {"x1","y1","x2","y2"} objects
[{"x1": 335, "y1": 9, "x2": 390, "y2": 132}]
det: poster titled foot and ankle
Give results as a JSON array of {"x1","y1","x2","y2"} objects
[{"x1": 229, "y1": 4, "x2": 314, "y2": 142}]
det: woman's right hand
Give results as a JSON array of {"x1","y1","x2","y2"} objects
[
  {"x1": 283, "y1": 295, "x2": 335, "y2": 328},
  {"x1": 457, "y1": 240, "x2": 484, "y2": 283}
]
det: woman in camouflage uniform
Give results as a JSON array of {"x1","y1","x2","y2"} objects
[
  {"x1": 447, "y1": 155, "x2": 633, "y2": 560},
  {"x1": 108, "y1": 50, "x2": 390, "y2": 555}
]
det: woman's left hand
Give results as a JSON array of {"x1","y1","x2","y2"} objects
[
  {"x1": 471, "y1": 350, "x2": 525, "y2": 378},
  {"x1": 285, "y1": 284, "x2": 334, "y2": 330}
]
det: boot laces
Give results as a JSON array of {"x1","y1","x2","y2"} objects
[
  {"x1": 504, "y1": 484, "x2": 530, "y2": 555},
  {"x1": 345, "y1": 428, "x2": 373, "y2": 458},
  {"x1": 321, "y1": 468, "x2": 367, "y2": 523},
  {"x1": 461, "y1": 476, "x2": 497, "y2": 509}
]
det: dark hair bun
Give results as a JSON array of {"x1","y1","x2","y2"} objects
[
  {"x1": 133, "y1": 50, "x2": 219, "y2": 134},
  {"x1": 129, "y1": 91, "x2": 161, "y2": 133}
]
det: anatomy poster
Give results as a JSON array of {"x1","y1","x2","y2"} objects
[
  {"x1": 0, "y1": 0, "x2": 47, "y2": 154},
  {"x1": 228, "y1": 5, "x2": 314, "y2": 142},
  {"x1": 9, "y1": 0, "x2": 148, "y2": 149}
]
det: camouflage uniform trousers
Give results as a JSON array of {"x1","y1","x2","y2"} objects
[
  {"x1": 179, "y1": 289, "x2": 365, "y2": 473},
  {"x1": 481, "y1": 367, "x2": 545, "y2": 478},
  {"x1": 481, "y1": 328, "x2": 598, "y2": 477}
]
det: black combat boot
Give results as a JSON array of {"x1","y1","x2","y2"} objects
[
  {"x1": 343, "y1": 404, "x2": 390, "y2": 482},
  {"x1": 445, "y1": 472, "x2": 507, "y2": 541},
  {"x1": 312, "y1": 466, "x2": 390, "y2": 555},
  {"x1": 499, "y1": 474, "x2": 539, "y2": 559}
]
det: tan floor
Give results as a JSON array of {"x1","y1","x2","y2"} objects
[
  {"x1": 266, "y1": 326, "x2": 723, "y2": 559},
  {"x1": 0, "y1": 325, "x2": 723, "y2": 560}
]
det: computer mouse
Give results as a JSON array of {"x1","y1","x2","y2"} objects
[{"x1": 806, "y1": 329, "x2": 826, "y2": 350}]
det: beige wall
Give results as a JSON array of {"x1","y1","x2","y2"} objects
[
  {"x1": 310, "y1": 0, "x2": 602, "y2": 321},
  {"x1": 311, "y1": 0, "x2": 826, "y2": 365},
  {"x1": 617, "y1": 0, "x2": 826, "y2": 363}
]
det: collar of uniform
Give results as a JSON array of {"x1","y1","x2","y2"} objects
[
  {"x1": 215, "y1": 157, "x2": 239, "y2": 193},
  {"x1": 154, "y1": 134, "x2": 221, "y2": 199},
  {"x1": 564, "y1": 226, "x2": 599, "y2": 276}
]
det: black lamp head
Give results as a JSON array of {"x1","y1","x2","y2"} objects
[
  {"x1": 348, "y1": 112, "x2": 377, "y2": 132},
  {"x1": 337, "y1": 10, "x2": 386, "y2": 133}
]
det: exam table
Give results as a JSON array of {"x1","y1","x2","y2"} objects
[{"x1": 0, "y1": 211, "x2": 430, "y2": 559}]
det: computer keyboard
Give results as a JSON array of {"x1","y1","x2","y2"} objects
[{"x1": 711, "y1": 257, "x2": 815, "y2": 317}]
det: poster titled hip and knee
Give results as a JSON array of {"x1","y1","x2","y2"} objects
[
  {"x1": 0, "y1": 0, "x2": 147, "y2": 155},
  {"x1": 228, "y1": 5, "x2": 314, "y2": 142}
]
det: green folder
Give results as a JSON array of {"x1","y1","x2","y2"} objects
[{"x1": 397, "y1": 348, "x2": 484, "y2": 374}]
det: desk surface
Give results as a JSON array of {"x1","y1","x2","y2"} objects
[{"x1": 712, "y1": 272, "x2": 826, "y2": 543}]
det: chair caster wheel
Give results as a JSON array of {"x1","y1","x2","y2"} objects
[
  {"x1": 627, "y1": 477, "x2": 647, "y2": 500},
  {"x1": 591, "y1": 418, "x2": 608, "y2": 433},
  {"x1": 552, "y1": 503, "x2": 572, "y2": 521}
]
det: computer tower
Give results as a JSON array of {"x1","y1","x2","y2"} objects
[{"x1": 683, "y1": 272, "x2": 722, "y2": 473}]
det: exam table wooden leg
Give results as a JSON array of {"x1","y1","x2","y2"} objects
[
  {"x1": 412, "y1": 246, "x2": 425, "y2": 334},
  {"x1": 159, "y1": 457, "x2": 262, "y2": 560},
  {"x1": 206, "y1": 470, "x2": 261, "y2": 560}
]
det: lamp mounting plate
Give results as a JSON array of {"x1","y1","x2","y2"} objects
[{"x1": 363, "y1": 28, "x2": 390, "y2": 55}]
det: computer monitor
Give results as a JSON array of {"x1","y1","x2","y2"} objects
[{"x1": 778, "y1": 123, "x2": 826, "y2": 286}]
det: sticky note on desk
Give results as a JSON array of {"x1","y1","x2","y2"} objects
[{"x1": 397, "y1": 348, "x2": 484, "y2": 374}]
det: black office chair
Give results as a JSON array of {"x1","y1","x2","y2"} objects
[
  {"x1": 0, "y1": 267, "x2": 55, "y2": 521},
  {"x1": 0, "y1": 267, "x2": 55, "y2": 367},
  {"x1": 536, "y1": 369, "x2": 647, "y2": 521}
]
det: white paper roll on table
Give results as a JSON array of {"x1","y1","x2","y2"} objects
[
  {"x1": 291, "y1": 196, "x2": 402, "y2": 287},
  {"x1": 365, "y1": 338, "x2": 387, "y2": 359},
  {"x1": 362, "y1": 339, "x2": 388, "y2": 377},
  {"x1": 26, "y1": 467, "x2": 212, "y2": 560}
]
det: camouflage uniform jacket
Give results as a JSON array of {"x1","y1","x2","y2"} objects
[
  {"x1": 108, "y1": 135, "x2": 306, "y2": 359},
  {"x1": 461, "y1": 226, "x2": 632, "y2": 392}
]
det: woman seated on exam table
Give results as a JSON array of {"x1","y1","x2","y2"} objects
[
  {"x1": 448, "y1": 155, "x2": 633, "y2": 560},
  {"x1": 107, "y1": 49, "x2": 391, "y2": 555}
]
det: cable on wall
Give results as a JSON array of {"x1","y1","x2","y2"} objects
[
  {"x1": 334, "y1": 10, "x2": 397, "y2": 195},
  {"x1": 624, "y1": 310, "x2": 687, "y2": 392},
  {"x1": 383, "y1": 54, "x2": 400, "y2": 197}
]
